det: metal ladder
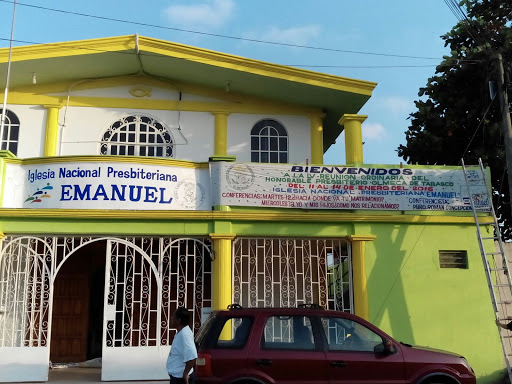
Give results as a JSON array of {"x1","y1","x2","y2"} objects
[{"x1": 461, "y1": 158, "x2": 512, "y2": 381}]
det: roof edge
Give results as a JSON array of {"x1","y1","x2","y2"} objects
[{"x1": 0, "y1": 35, "x2": 377, "y2": 96}]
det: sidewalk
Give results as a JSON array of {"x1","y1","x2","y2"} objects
[{"x1": 9, "y1": 368, "x2": 167, "y2": 384}]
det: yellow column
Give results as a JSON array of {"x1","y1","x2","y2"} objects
[
  {"x1": 339, "y1": 114, "x2": 367, "y2": 165},
  {"x1": 349, "y1": 235, "x2": 376, "y2": 320},
  {"x1": 212, "y1": 112, "x2": 230, "y2": 157},
  {"x1": 210, "y1": 233, "x2": 236, "y2": 311},
  {"x1": 310, "y1": 114, "x2": 324, "y2": 164},
  {"x1": 43, "y1": 105, "x2": 62, "y2": 157}
]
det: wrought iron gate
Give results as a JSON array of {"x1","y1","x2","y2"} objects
[
  {"x1": 0, "y1": 236, "x2": 212, "y2": 383},
  {"x1": 232, "y1": 238, "x2": 352, "y2": 312}
]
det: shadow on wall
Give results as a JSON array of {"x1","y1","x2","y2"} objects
[{"x1": 365, "y1": 223, "x2": 413, "y2": 343}]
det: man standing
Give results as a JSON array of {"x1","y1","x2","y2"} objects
[{"x1": 166, "y1": 307, "x2": 198, "y2": 384}]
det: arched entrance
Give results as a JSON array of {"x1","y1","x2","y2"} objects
[{"x1": 0, "y1": 236, "x2": 212, "y2": 382}]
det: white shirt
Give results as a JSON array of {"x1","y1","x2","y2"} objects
[{"x1": 166, "y1": 326, "x2": 198, "y2": 378}]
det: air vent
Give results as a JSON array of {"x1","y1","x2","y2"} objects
[{"x1": 439, "y1": 250, "x2": 468, "y2": 269}]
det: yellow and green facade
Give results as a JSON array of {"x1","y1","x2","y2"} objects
[{"x1": 0, "y1": 35, "x2": 505, "y2": 383}]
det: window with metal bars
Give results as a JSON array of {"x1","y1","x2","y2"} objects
[
  {"x1": 100, "y1": 115, "x2": 173, "y2": 158},
  {"x1": 250, "y1": 119, "x2": 288, "y2": 163},
  {"x1": 439, "y1": 250, "x2": 468, "y2": 269},
  {"x1": 0, "y1": 109, "x2": 20, "y2": 156}
]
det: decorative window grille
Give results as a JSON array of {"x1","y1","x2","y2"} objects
[
  {"x1": 0, "y1": 236, "x2": 211, "y2": 350},
  {"x1": 100, "y1": 115, "x2": 173, "y2": 158},
  {"x1": 0, "y1": 109, "x2": 20, "y2": 155},
  {"x1": 233, "y1": 238, "x2": 352, "y2": 313},
  {"x1": 250, "y1": 119, "x2": 288, "y2": 163},
  {"x1": 439, "y1": 250, "x2": 468, "y2": 269}
]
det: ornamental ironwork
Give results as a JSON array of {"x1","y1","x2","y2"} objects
[{"x1": 100, "y1": 115, "x2": 174, "y2": 158}]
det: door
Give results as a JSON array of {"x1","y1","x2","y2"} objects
[
  {"x1": 50, "y1": 274, "x2": 89, "y2": 363},
  {"x1": 101, "y1": 239, "x2": 168, "y2": 381},
  {"x1": 248, "y1": 315, "x2": 329, "y2": 384},
  {"x1": 319, "y1": 316, "x2": 406, "y2": 384},
  {"x1": 0, "y1": 237, "x2": 52, "y2": 382}
]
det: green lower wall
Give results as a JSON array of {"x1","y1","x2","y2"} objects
[
  {"x1": 0, "y1": 214, "x2": 504, "y2": 383},
  {"x1": 363, "y1": 223, "x2": 503, "y2": 384}
]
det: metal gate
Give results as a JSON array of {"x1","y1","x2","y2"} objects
[
  {"x1": 232, "y1": 238, "x2": 352, "y2": 312},
  {"x1": 102, "y1": 237, "x2": 212, "y2": 381},
  {"x1": 0, "y1": 237, "x2": 52, "y2": 382},
  {"x1": 0, "y1": 236, "x2": 212, "y2": 383}
]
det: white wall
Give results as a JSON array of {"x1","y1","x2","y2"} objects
[
  {"x1": 228, "y1": 114, "x2": 311, "y2": 164},
  {"x1": 7, "y1": 105, "x2": 45, "y2": 158},
  {"x1": 49, "y1": 85, "x2": 223, "y2": 103},
  {"x1": 59, "y1": 107, "x2": 215, "y2": 161},
  {"x1": 8, "y1": 85, "x2": 313, "y2": 163}
]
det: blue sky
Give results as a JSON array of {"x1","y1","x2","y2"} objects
[{"x1": 0, "y1": 0, "x2": 458, "y2": 165}]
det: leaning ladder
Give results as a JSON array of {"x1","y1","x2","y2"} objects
[{"x1": 461, "y1": 158, "x2": 512, "y2": 381}]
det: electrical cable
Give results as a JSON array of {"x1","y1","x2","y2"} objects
[
  {"x1": 371, "y1": 96, "x2": 499, "y2": 323},
  {"x1": 0, "y1": 37, "x2": 485, "y2": 70},
  {"x1": 0, "y1": 0, "x2": 475, "y2": 62}
]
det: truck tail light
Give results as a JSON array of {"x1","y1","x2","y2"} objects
[{"x1": 196, "y1": 353, "x2": 212, "y2": 377}]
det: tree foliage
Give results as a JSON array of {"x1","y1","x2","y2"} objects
[{"x1": 397, "y1": 0, "x2": 512, "y2": 239}]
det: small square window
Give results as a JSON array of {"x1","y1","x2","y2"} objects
[{"x1": 439, "y1": 250, "x2": 468, "y2": 269}]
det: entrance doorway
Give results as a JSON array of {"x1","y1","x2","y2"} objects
[{"x1": 50, "y1": 241, "x2": 106, "y2": 363}]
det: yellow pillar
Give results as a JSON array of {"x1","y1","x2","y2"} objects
[
  {"x1": 43, "y1": 105, "x2": 61, "y2": 157},
  {"x1": 349, "y1": 235, "x2": 376, "y2": 320},
  {"x1": 212, "y1": 112, "x2": 230, "y2": 157},
  {"x1": 339, "y1": 114, "x2": 367, "y2": 165},
  {"x1": 210, "y1": 233, "x2": 236, "y2": 311},
  {"x1": 310, "y1": 114, "x2": 324, "y2": 164}
]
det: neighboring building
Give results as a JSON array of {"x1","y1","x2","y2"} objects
[{"x1": 0, "y1": 35, "x2": 504, "y2": 383}]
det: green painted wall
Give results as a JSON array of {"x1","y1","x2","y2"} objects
[
  {"x1": 0, "y1": 214, "x2": 504, "y2": 383},
  {"x1": 365, "y1": 223, "x2": 503, "y2": 384}
]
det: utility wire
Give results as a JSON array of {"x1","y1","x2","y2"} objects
[
  {"x1": 0, "y1": 0, "x2": 466, "y2": 62},
  {"x1": 0, "y1": 37, "x2": 480, "y2": 70},
  {"x1": 372, "y1": 92, "x2": 498, "y2": 323}
]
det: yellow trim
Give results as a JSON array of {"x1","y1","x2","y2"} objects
[
  {"x1": 12, "y1": 75, "x2": 318, "y2": 111},
  {"x1": 339, "y1": 114, "x2": 367, "y2": 165},
  {"x1": 0, "y1": 208, "x2": 494, "y2": 225},
  {"x1": 349, "y1": 235, "x2": 376, "y2": 242},
  {"x1": 4, "y1": 155, "x2": 209, "y2": 168},
  {"x1": 0, "y1": 35, "x2": 376, "y2": 96},
  {"x1": 43, "y1": 105, "x2": 61, "y2": 156},
  {"x1": 3, "y1": 93, "x2": 321, "y2": 116},
  {"x1": 213, "y1": 112, "x2": 229, "y2": 156},
  {"x1": 209, "y1": 233, "x2": 236, "y2": 240},
  {"x1": 351, "y1": 239, "x2": 369, "y2": 320},
  {"x1": 210, "y1": 234, "x2": 234, "y2": 310},
  {"x1": 138, "y1": 36, "x2": 376, "y2": 95},
  {"x1": 0, "y1": 35, "x2": 135, "y2": 62},
  {"x1": 310, "y1": 115, "x2": 324, "y2": 164}
]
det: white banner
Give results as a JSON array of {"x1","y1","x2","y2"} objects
[
  {"x1": 211, "y1": 162, "x2": 490, "y2": 212},
  {"x1": 4, "y1": 162, "x2": 211, "y2": 210}
]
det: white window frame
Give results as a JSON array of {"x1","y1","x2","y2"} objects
[
  {"x1": 250, "y1": 119, "x2": 288, "y2": 163},
  {"x1": 100, "y1": 114, "x2": 174, "y2": 158}
]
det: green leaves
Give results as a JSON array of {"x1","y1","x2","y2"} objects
[{"x1": 399, "y1": 0, "x2": 512, "y2": 238}]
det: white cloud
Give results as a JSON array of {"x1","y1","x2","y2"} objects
[
  {"x1": 363, "y1": 122, "x2": 386, "y2": 141},
  {"x1": 164, "y1": 0, "x2": 234, "y2": 29},
  {"x1": 248, "y1": 25, "x2": 320, "y2": 46},
  {"x1": 379, "y1": 97, "x2": 412, "y2": 116}
]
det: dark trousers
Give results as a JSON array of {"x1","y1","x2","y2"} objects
[{"x1": 169, "y1": 372, "x2": 196, "y2": 384}]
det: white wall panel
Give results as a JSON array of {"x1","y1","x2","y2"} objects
[
  {"x1": 59, "y1": 107, "x2": 215, "y2": 161},
  {"x1": 227, "y1": 114, "x2": 311, "y2": 163},
  {"x1": 49, "y1": 85, "x2": 224, "y2": 102},
  {"x1": 8, "y1": 105, "x2": 45, "y2": 159}
]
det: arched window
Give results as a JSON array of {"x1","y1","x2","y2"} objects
[
  {"x1": 0, "y1": 109, "x2": 20, "y2": 156},
  {"x1": 250, "y1": 119, "x2": 288, "y2": 163},
  {"x1": 100, "y1": 115, "x2": 173, "y2": 157}
]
